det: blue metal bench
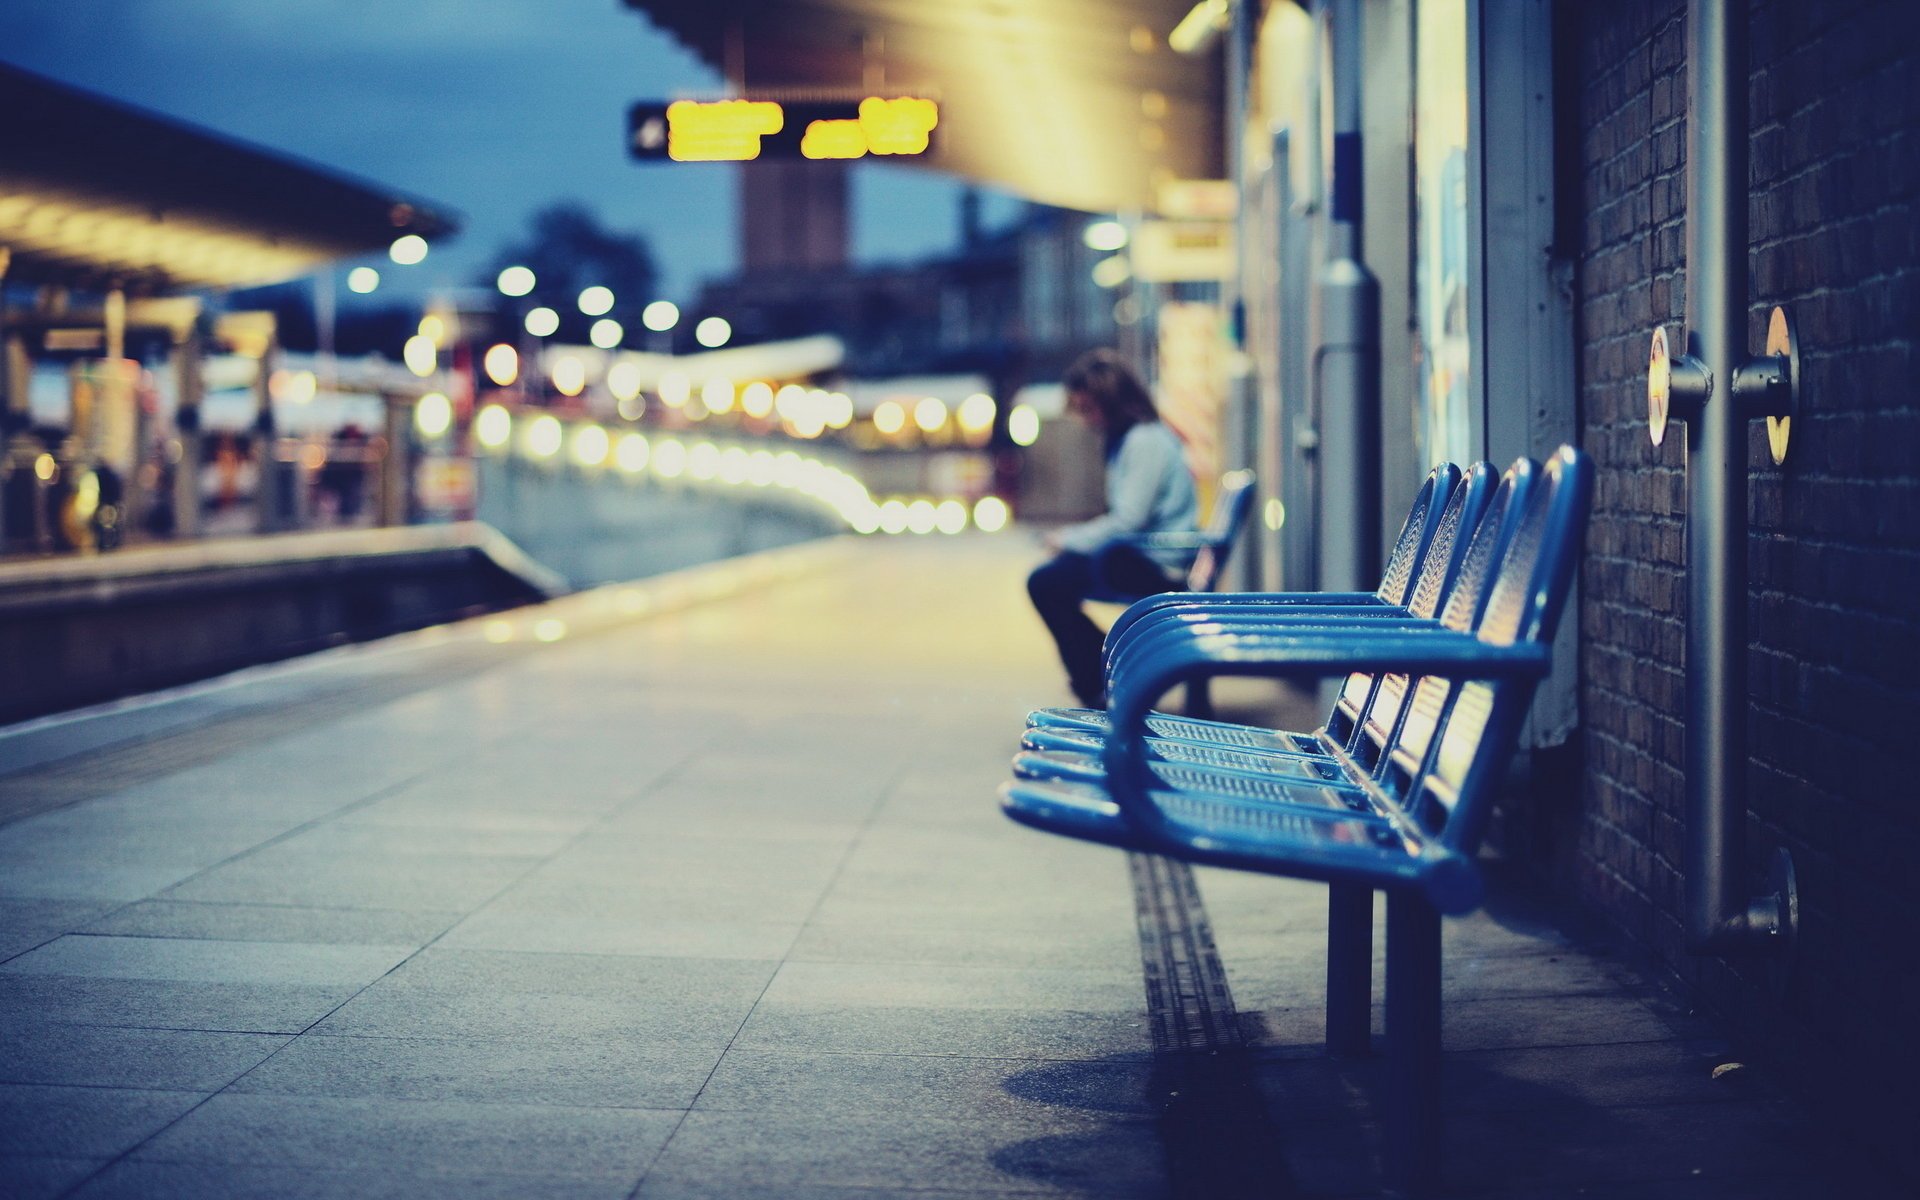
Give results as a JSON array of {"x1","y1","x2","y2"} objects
[
  {"x1": 1087, "y1": 467, "x2": 1259, "y2": 603},
  {"x1": 1031, "y1": 462, "x2": 1463, "y2": 738},
  {"x1": 1084, "y1": 468, "x2": 1258, "y2": 718},
  {"x1": 1015, "y1": 459, "x2": 1518, "y2": 786},
  {"x1": 998, "y1": 447, "x2": 1592, "y2": 1195}
]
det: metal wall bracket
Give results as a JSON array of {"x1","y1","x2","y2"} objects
[
  {"x1": 1647, "y1": 324, "x2": 1712, "y2": 447},
  {"x1": 1649, "y1": 305, "x2": 1801, "y2": 459},
  {"x1": 1731, "y1": 306, "x2": 1801, "y2": 464}
]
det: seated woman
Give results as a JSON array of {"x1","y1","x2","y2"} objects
[{"x1": 1028, "y1": 349, "x2": 1198, "y2": 708}]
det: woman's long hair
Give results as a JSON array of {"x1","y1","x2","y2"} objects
[{"x1": 1063, "y1": 349, "x2": 1160, "y2": 455}]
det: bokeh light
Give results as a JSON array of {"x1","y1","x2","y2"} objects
[
  {"x1": 496, "y1": 266, "x2": 535, "y2": 296},
  {"x1": 642, "y1": 300, "x2": 680, "y2": 331},
  {"x1": 589, "y1": 318, "x2": 624, "y2": 349},
  {"x1": 1009, "y1": 404, "x2": 1041, "y2": 446},
  {"x1": 527, "y1": 414, "x2": 563, "y2": 458},
  {"x1": 483, "y1": 344, "x2": 519, "y2": 386},
  {"x1": 551, "y1": 356, "x2": 587, "y2": 397},
  {"x1": 972, "y1": 495, "x2": 1010, "y2": 532},
  {"x1": 474, "y1": 404, "x2": 512, "y2": 450},
  {"x1": 413, "y1": 392, "x2": 451, "y2": 439},
  {"x1": 402, "y1": 335, "x2": 436, "y2": 377}
]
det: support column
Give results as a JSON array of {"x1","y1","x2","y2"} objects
[
  {"x1": 172, "y1": 320, "x2": 205, "y2": 538},
  {"x1": 1314, "y1": 0, "x2": 1382, "y2": 593},
  {"x1": 377, "y1": 392, "x2": 411, "y2": 527}
]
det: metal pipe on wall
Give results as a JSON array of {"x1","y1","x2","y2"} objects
[
  {"x1": 1313, "y1": 0, "x2": 1381, "y2": 595},
  {"x1": 1669, "y1": 0, "x2": 1796, "y2": 957}
]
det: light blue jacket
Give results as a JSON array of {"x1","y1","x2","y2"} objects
[{"x1": 1055, "y1": 421, "x2": 1199, "y2": 572}]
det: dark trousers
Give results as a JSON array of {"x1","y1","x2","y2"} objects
[{"x1": 1027, "y1": 545, "x2": 1182, "y2": 707}]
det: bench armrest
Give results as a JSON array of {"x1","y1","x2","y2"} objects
[
  {"x1": 1099, "y1": 630, "x2": 1551, "y2": 833},
  {"x1": 1107, "y1": 611, "x2": 1447, "y2": 683},
  {"x1": 1117, "y1": 531, "x2": 1218, "y2": 553},
  {"x1": 1107, "y1": 589, "x2": 1387, "y2": 649}
]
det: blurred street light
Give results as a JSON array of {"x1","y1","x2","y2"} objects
[
  {"x1": 642, "y1": 300, "x2": 680, "y2": 332},
  {"x1": 590, "y1": 319, "x2": 624, "y2": 349},
  {"x1": 1083, "y1": 220, "x2": 1128, "y2": 251},
  {"x1": 694, "y1": 316, "x2": 731, "y2": 348},
  {"x1": 524, "y1": 307, "x2": 560, "y2": 337},
  {"x1": 1009, "y1": 404, "x2": 1041, "y2": 446},
  {"x1": 483, "y1": 344, "x2": 519, "y2": 387},
  {"x1": 403, "y1": 335, "x2": 436, "y2": 377},
  {"x1": 346, "y1": 267, "x2": 380, "y2": 294},
  {"x1": 497, "y1": 266, "x2": 536, "y2": 296},
  {"x1": 389, "y1": 234, "x2": 429, "y2": 265},
  {"x1": 578, "y1": 286, "x2": 615, "y2": 315},
  {"x1": 414, "y1": 392, "x2": 452, "y2": 439}
]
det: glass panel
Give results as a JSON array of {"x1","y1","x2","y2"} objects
[{"x1": 1412, "y1": 0, "x2": 1472, "y2": 466}]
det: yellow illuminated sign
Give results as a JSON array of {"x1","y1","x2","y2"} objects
[
  {"x1": 634, "y1": 96, "x2": 938, "y2": 162},
  {"x1": 858, "y1": 97, "x2": 938, "y2": 155},
  {"x1": 801, "y1": 119, "x2": 868, "y2": 160},
  {"x1": 667, "y1": 99, "x2": 784, "y2": 162}
]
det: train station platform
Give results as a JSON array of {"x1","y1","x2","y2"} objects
[{"x1": 0, "y1": 535, "x2": 1878, "y2": 1198}]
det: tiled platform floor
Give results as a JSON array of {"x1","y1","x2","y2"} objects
[{"x1": 0, "y1": 535, "x2": 1891, "y2": 1198}]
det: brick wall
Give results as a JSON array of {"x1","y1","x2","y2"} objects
[{"x1": 1565, "y1": 0, "x2": 1919, "y2": 1180}]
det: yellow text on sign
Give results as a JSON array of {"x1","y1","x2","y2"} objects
[
  {"x1": 667, "y1": 100, "x2": 784, "y2": 161},
  {"x1": 859, "y1": 97, "x2": 938, "y2": 155}
]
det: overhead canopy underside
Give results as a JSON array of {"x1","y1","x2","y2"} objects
[
  {"x1": 624, "y1": 0, "x2": 1224, "y2": 214},
  {"x1": 0, "y1": 62, "x2": 457, "y2": 295}
]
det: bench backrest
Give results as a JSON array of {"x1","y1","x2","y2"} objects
[
  {"x1": 1336, "y1": 460, "x2": 1497, "y2": 756},
  {"x1": 1333, "y1": 460, "x2": 1505, "y2": 764},
  {"x1": 1184, "y1": 470, "x2": 1259, "y2": 592},
  {"x1": 1376, "y1": 463, "x2": 1459, "y2": 605},
  {"x1": 1384, "y1": 447, "x2": 1591, "y2": 851}
]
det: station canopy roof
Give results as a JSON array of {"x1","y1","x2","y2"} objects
[
  {"x1": 623, "y1": 0, "x2": 1224, "y2": 214},
  {"x1": 0, "y1": 62, "x2": 458, "y2": 295}
]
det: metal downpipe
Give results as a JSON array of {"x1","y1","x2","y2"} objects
[
  {"x1": 1681, "y1": 0, "x2": 1786, "y2": 956},
  {"x1": 1313, "y1": 0, "x2": 1381, "y2": 594}
]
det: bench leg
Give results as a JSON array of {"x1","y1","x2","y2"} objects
[
  {"x1": 1183, "y1": 678, "x2": 1214, "y2": 720},
  {"x1": 1384, "y1": 892, "x2": 1442, "y2": 1197},
  {"x1": 1325, "y1": 883, "x2": 1372, "y2": 1058}
]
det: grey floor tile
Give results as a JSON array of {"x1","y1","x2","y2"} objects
[
  {"x1": 0, "y1": 1154, "x2": 109, "y2": 1200},
  {"x1": 732, "y1": 1004, "x2": 1154, "y2": 1062},
  {"x1": 0, "y1": 1021, "x2": 288, "y2": 1091},
  {"x1": 307, "y1": 985, "x2": 756, "y2": 1046},
  {"x1": 695, "y1": 1049, "x2": 1157, "y2": 1119},
  {"x1": 0, "y1": 974, "x2": 361, "y2": 1034},
  {"x1": 232, "y1": 1031, "x2": 723, "y2": 1108},
  {"x1": 159, "y1": 854, "x2": 533, "y2": 911},
  {"x1": 0, "y1": 897, "x2": 114, "y2": 961},
  {"x1": 367, "y1": 947, "x2": 778, "y2": 999},
  {"x1": 78, "y1": 900, "x2": 459, "y2": 946},
  {"x1": 762, "y1": 961, "x2": 1146, "y2": 1014},
  {"x1": 786, "y1": 923, "x2": 1141, "y2": 971},
  {"x1": 1440, "y1": 992, "x2": 1677, "y2": 1052},
  {"x1": 490, "y1": 877, "x2": 827, "y2": 923},
  {"x1": 134, "y1": 1092, "x2": 680, "y2": 1179},
  {"x1": 644, "y1": 1109, "x2": 1169, "y2": 1198},
  {"x1": 69, "y1": 1159, "x2": 643, "y2": 1200},
  {"x1": 0, "y1": 861, "x2": 205, "y2": 903},
  {"x1": 635, "y1": 1187, "x2": 1014, "y2": 1200},
  {"x1": 634, "y1": 1185, "x2": 1057, "y2": 1200},
  {"x1": 0, "y1": 1083, "x2": 206, "y2": 1158},
  {"x1": 438, "y1": 909, "x2": 804, "y2": 960},
  {"x1": 0, "y1": 935, "x2": 415, "y2": 987},
  {"x1": 1442, "y1": 1100, "x2": 1836, "y2": 1192}
]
